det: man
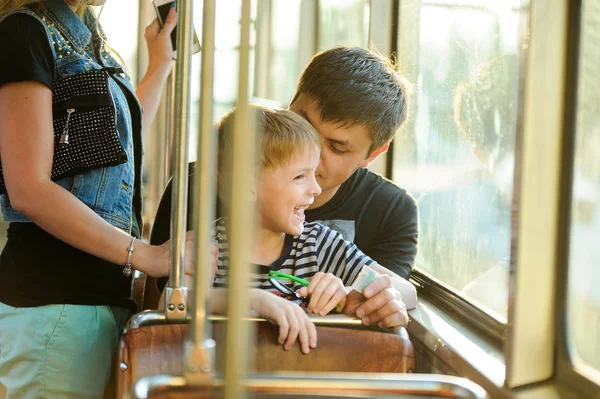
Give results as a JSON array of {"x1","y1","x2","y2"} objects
[
  {"x1": 150, "y1": 47, "x2": 417, "y2": 327},
  {"x1": 289, "y1": 47, "x2": 417, "y2": 281}
]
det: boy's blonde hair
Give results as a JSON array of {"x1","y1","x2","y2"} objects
[{"x1": 218, "y1": 105, "x2": 321, "y2": 177}]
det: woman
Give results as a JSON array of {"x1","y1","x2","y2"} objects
[{"x1": 0, "y1": 0, "x2": 192, "y2": 397}]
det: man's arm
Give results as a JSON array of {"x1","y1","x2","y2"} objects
[{"x1": 369, "y1": 263, "x2": 417, "y2": 309}]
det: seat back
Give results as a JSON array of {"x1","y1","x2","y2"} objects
[{"x1": 116, "y1": 321, "x2": 414, "y2": 398}]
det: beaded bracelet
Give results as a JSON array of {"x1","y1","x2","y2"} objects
[{"x1": 123, "y1": 236, "x2": 136, "y2": 277}]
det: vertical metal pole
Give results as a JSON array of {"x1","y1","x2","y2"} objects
[
  {"x1": 224, "y1": 1, "x2": 255, "y2": 398},
  {"x1": 185, "y1": 0, "x2": 217, "y2": 385},
  {"x1": 165, "y1": 0, "x2": 195, "y2": 322},
  {"x1": 164, "y1": 74, "x2": 176, "y2": 183}
]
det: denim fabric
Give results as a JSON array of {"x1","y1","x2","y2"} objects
[{"x1": 0, "y1": 0, "x2": 143, "y2": 233}]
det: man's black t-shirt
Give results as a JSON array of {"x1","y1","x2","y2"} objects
[
  {"x1": 304, "y1": 168, "x2": 418, "y2": 279},
  {"x1": 0, "y1": 14, "x2": 138, "y2": 312}
]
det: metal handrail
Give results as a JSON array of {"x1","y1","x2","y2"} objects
[
  {"x1": 184, "y1": 0, "x2": 217, "y2": 385},
  {"x1": 223, "y1": 2, "x2": 255, "y2": 398},
  {"x1": 164, "y1": 0, "x2": 195, "y2": 322},
  {"x1": 124, "y1": 311, "x2": 406, "y2": 335},
  {"x1": 132, "y1": 372, "x2": 489, "y2": 399}
]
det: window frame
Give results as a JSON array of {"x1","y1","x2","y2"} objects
[
  {"x1": 410, "y1": 271, "x2": 507, "y2": 346},
  {"x1": 554, "y1": 0, "x2": 600, "y2": 395}
]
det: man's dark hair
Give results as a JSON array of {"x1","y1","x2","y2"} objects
[{"x1": 291, "y1": 46, "x2": 411, "y2": 154}]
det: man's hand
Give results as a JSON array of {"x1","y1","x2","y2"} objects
[
  {"x1": 344, "y1": 274, "x2": 409, "y2": 328},
  {"x1": 298, "y1": 272, "x2": 347, "y2": 316}
]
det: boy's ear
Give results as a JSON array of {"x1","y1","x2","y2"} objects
[{"x1": 360, "y1": 143, "x2": 390, "y2": 168}]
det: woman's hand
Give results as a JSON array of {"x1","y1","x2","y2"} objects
[
  {"x1": 250, "y1": 289, "x2": 317, "y2": 354},
  {"x1": 135, "y1": 230, "x2": 195, "y2": 278},
  {"x1": 298, "y1": 272, "x2": 347, "y2": 316},
  {"x1": 144, "y1": 6, "x2": 177, "y2": 78},
  {"x1": 183, "y1": 242, "x2": 219, "y2": 288}
]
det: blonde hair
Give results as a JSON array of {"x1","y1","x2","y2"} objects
[
  {"x1": 0, "y1": 1, "x2": 93, "y2": 22},
  {"x1": 259, "y1": 108, "x2": 321, "y2": 169},
  {"x1": 217, "y1": 105, "x2": 321, "y2": 202},
  {"x1": 0, "y1": 1, "x2": 128, "y2": 75},
  {"x1": 218, "y1": 105, "x2": 321, "y2": 173}
]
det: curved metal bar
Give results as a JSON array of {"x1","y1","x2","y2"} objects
[
  {"x1": 124, "y1": 310, "x2": 166, "y2": 333},
  {"x1": 165, "y1": 0, "x2": 196, "y2": 321},
  {"x1": 133, "y1": 372, "x2": 489, "y2": 399}
]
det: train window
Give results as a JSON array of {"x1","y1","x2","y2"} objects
[
  {"x1": 566, "y1": 0, "x2": 600, "y2": 384},
  {"x1": 267, "y1": 0, "x2": 302, "y2": 105},
  {"x1": 393, "y1": 0, "x2": 522, "y2": 322},
  {"x1": 188, "y1": 0, "x2": 257, "y2": 161},
  {"x1": 101, "y1": 0, "x2": 140, "y2": 82},
  {"x1": 318, "y1": 0, "x2": 370, "y2": 49}
]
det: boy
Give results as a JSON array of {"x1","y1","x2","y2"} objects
[{"x1": 206, "y1": 105, "x2": 416, "y2": 354}]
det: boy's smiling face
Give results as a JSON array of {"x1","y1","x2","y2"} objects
[{"x1": 257, "y1": 145, "x2": 322, "y2": 236}]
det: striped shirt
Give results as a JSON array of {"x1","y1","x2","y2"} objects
[{"x1": 213, "y1": 219, "x2": 374, "y2": 292}]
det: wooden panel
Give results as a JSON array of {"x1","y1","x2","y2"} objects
[{"x1": 115, "y1": 322, "x2": 414, "y2": 398}]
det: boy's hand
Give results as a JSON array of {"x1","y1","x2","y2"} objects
[
  {"x1": 298, "y1": 272, "x2": 347, "y2": 316},
  {"x1": 344, "y1": 275, "x2": 409, "y2": 328},
  {"x1": 251, "y1": 289, "x2": 317, "y2": 354}
]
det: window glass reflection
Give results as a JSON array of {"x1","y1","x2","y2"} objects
[
  {"x1": 318, "y1": 0, "x2": 369, "y2": 49},
  {"x1": 394, "y1": 0, "x2": 522, "y2": 320}
]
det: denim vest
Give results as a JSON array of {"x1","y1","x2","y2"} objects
[{"x1": 0, "y1": 0, "x2": 144, "y2": 235}]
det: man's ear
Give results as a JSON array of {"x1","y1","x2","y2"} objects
[{"x1": 360, "y1": 143, "x2": 390, "y2": 168}]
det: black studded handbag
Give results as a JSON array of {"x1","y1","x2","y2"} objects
[{"x1": 0, "y1": 68, "x2": 128, "y2": 195}]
